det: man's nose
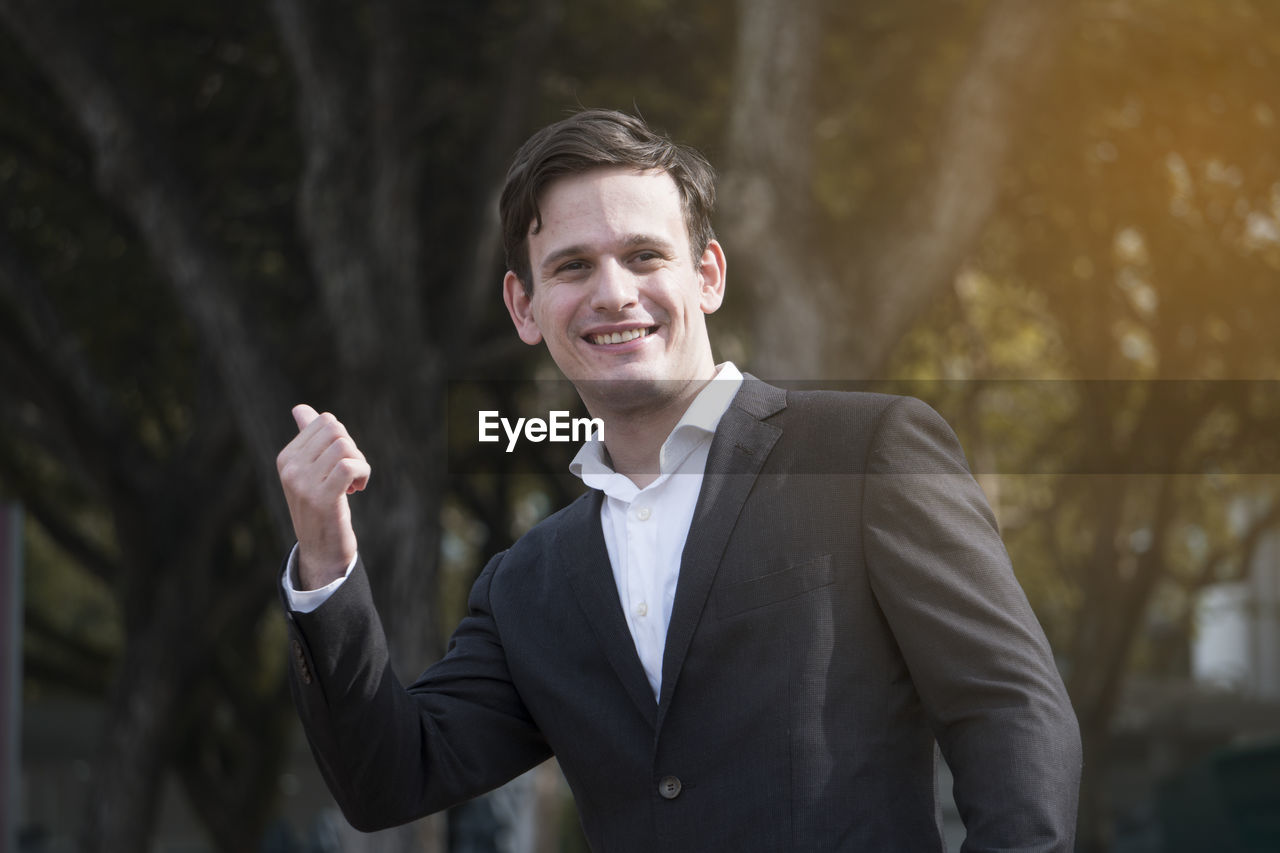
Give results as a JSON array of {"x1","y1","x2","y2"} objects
[{"x1": 590, "y1": 259, "x2": 639, "y2": 312}]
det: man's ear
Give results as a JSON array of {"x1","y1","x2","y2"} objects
[
  {"x1": 697, "y1": 239, "x2": 727, "y2": 314},
  {"x1": 503, "y1": 271, "x2": 543, "y2": 345}
]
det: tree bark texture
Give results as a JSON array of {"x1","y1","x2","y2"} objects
[
  {"x1": 0, "y1": 0, "x2": 297, "y2": 543},
  {"x1": 720, "y1": 0, "x2": 1063, "y2": 380},
  {"x1": 719, "y1": 0, "x2": 829, "y2": 381}
]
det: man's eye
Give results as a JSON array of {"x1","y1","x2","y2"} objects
[
  {"x1": 632, "y1": 251, "x2": 661, "y2": 264},
  {"x1": 559, "y1": 261, "x2": 587, "y2": 273}
]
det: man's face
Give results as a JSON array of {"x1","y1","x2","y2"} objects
[{"x1": 503, "y1": 167, "x2": 726, "y2": 415}]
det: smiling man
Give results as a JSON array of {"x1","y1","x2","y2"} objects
[
  {"x1": 276, "y1": 109, "x2": 1082, "y2": 851},
  {"x1": 503, "y1": 165, "x2": 726, "y2": 487}
]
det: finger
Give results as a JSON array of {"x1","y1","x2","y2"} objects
[
  {"x1": 316, "y1": 437, "x2": 370, "y2": 494},
  {"x1": 278, "y1": 408, "x2": 346, "y2": 481},
  {"x1": 345, "y1": 459, "x2": 372, "y2": 494},
  {"x1": 292, "y1": 403, "x2": 320, "y2": 432},
  {"x1": 347, "y1": 461, "x2": 370, "y2": 494},
  {"x1": 290, "y1": 409, "x2": 350, "y2": 465},
  {"x1": 322, "y1": 456, "x2": 371, "y2": 497}
]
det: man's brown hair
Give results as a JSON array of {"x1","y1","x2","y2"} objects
[{"x1": 500, "y1": 109, "x2": 716, "y2": 295}]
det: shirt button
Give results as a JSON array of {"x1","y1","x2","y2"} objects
[
  {"x1": 657, "y1": 775, "x2": 682, "y2": 799},
  {"x1": 634, "y1": 601, "x2": 648, "y2": 618},
  {"x1": 637, "y1": 507, "x2": 651, "y2": 521}
]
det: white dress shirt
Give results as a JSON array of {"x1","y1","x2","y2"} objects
[
  {"x1": 568, "y1": 362, "x2": 742, "y2": 699},
  {"x1": 284, "y1": 363, "x2": 745, "y2": 702}
]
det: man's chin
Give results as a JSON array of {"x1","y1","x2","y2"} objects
[{"x1": 571, "y1": 376, "x2": 699, "y2": 415}]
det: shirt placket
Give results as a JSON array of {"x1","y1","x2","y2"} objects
[{"x1": 626, "y1": 489, "x2": 664, "y2": 690}]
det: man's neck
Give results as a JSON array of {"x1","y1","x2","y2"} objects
[{"x1": 592, "y1": 376, "x2": 713, "y2": 489}]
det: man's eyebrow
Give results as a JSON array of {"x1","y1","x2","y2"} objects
[
  {"x1": 622, "y1": 233, "x2": 678, "y2": 252},
  {"x1": 539, "y1": 244, "x2": 592, "y2": 274},
  {"x1": 538, "y1": 235, "x2": 678, "y2": 274}
]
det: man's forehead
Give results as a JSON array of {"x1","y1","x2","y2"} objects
[
  {"x1": 532, "y1": 169, "x2": 682, "y2": 237},
  {"x1": 534, "y1": 166, "x2": 679, "y2": 218}
]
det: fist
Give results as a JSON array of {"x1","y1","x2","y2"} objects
[{"x1": 276, "y1": 404, "x2": 371, "y2": 589}]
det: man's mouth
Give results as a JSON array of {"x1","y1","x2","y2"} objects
[{"x1": 587, "y1": 327, "x2": 654, "y2": 346}]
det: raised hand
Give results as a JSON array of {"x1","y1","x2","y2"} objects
[{"x1": 276, "y1": 404, "x2": 371, "y2": 589}]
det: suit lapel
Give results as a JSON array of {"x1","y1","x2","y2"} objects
[
  {"x1": 656, "y1": 378, "x2": 786, "y2": 725},
  {"x1": 556, "y1": 490, "x2": 659, "y2": 728}
]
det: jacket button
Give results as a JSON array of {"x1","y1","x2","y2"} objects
[
  {"x1": 657, "y1": 775, "x2": 682, "y2": 800},
  {"x1": 292, "y1": 639, "x2": 313, "y2": 685}
]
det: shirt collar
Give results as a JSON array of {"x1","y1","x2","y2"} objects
[{"x1": 570, "y1": 362, "x2": 744, "y2": 488}]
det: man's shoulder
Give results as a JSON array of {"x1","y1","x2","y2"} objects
[
  {"x1": 782, "y1": 387, "x2": 906, "y2": 416},
  {"x1": 734, "y1": 374, "x2": 908, "y2": 416},
  {"x1": 741, "y1": 378, "x2": 917, "y2": 435},
  {"x1": 731, "y1": 381, "x2": 964, "y2": 473}
]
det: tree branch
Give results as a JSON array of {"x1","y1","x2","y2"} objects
[
  {"x1": 268, "y1": 0, "x2": 383, "y2": 375},
  {"x1": 453, "y1": 0, "x2": 564, "y2": 350},
  {"x1": 24, "y1": 602, "x2": 115, "y2": 690},
  {"x1": 721, "y1": 0, "x2": 1063, "y2": 380},
  {"x1": 0, "y1": 228, "x2": 124, "y2": 450},
  {"x1": 368, "y1": 0, "x2": 430, "y2": 354},
  {"x1": 0, "y1": 455, "x2": 122, "y2": 582},
  {"x1": 845, "y1": 0, "x2": 1064, "y2": 377},
  {"x1": 0, "y1": 0, "x2": 298, "y2": 546},
  {"x1": 1189, "y1": 497, "x2": 1280, "y2": 591}
]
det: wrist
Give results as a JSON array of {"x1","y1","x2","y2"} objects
[{"x1": 296, "y1": 551, "x2": 351, "y2": 590}]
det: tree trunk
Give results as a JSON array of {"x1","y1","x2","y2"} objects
[
  {"x1": 0, "y1": 0, "x2": 297, "y2": 544},
  {"x1": 1075, "y1": 717, "x2": 1113, "y2": 853},
  {"x1": 844, "y1": 0, "x2": 1063, "y2": 377},
  {"x1": 719, "y1": 0, "x2": 829, "y2": 381},
  {"x1": 720, "y1": 0, "x2": 1064, "y2": 380},
  {"x1": 81, "y1": 591, "x2": 200, "y2": 852}
]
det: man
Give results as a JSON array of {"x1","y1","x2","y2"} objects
[{"x1": 277, "y1": 109, "x2": 1082, "y2": 851}]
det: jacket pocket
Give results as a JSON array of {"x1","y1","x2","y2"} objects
[{"x1": 714, "y1": 553, "x2": 835, "y2": 617}]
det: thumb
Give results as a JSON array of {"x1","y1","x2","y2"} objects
[{"x1": 291, "y1": 403, "x2": 320, "y2": 432}]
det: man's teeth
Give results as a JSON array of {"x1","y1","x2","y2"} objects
[{"x1": 591, "y1": 328, "x2": 648, "y2": 345}]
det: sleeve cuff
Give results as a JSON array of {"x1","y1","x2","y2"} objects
[{"x1": 282, "y1": 544, "x2": 358, "y2": 614}]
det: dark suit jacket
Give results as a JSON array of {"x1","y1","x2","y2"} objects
[{"x1": 284, "y1": 379, "x2": 1082, "y2": 852}]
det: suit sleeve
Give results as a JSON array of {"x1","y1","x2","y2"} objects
[
  {"x1": 283, "y1": 550, "x2": 551, "y2": 831},
  {"x1": 861, "y1": 396, "x2": 1082, "y2": 853}
]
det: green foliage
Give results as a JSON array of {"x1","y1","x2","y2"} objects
[
  {"x1": 889, "y1": 0, "x2": 1280, "y2": 721},
  {"x1": 814, "y1": 0, "x2": 988, "y2": 232}
]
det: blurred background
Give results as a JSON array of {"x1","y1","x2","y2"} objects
[{"x1": 2, "y1": 0, "x2": 1279, "y2": 851}]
